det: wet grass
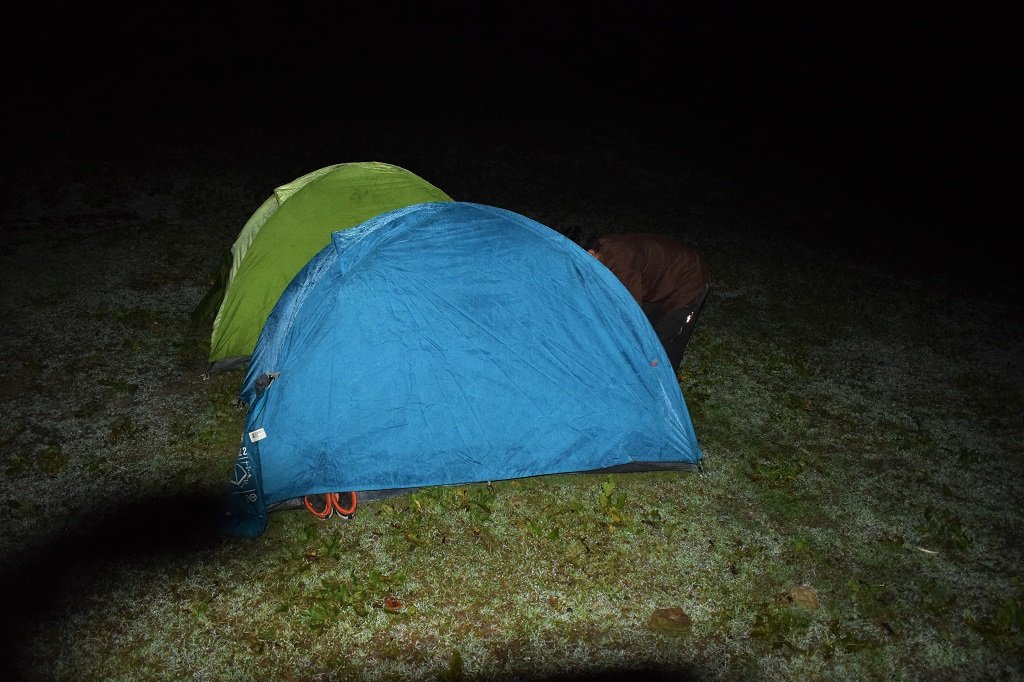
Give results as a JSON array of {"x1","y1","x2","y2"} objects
[{"x1": 0, "y1": 137, "x2": 1021, "y2": 681}]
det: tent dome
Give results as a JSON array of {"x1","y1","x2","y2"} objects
[{"x1": 223, "y1": 202, "x2": 701, "y2": 537}]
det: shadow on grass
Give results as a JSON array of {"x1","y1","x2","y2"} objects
[
  {"x1": 491, "y1": 668, "x2": 704, "y2": 681},
  {"x1": 0, "y1": 493, "x2": 713, "y2": 681},
  {"x1": 0, "y1": 493, "x2": 229, "y2": 678}
]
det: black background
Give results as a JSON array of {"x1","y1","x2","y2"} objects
[{"x1": 6, "y1": 4, "x2": 1020, "y2": 292}]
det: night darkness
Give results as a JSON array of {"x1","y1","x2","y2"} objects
[
  {"x1": 1, "y1": 7, "x2": 1023, "y2": 678},
  {"x1": 6, "y1": 5, "x2": 1021, "y2": 295}
]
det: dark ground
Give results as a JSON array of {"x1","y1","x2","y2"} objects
[{"x1": 5, "y1": 6, "x2": 1020, "y2": 303}]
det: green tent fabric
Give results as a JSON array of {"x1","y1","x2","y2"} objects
[{"x1": 202, "y1": 162, "x2": 453, "y2": 372}]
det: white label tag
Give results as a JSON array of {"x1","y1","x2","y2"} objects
[{"x1": 248, "y1": 428, "x2": 267, "y2": 442}]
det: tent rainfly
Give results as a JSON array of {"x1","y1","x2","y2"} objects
[
  {"x1": 223, "y1": 201, "x2": 702, "y2": 538},
  {"x1": 195, "y1": 161, "x2": 452, "y2": 373}
]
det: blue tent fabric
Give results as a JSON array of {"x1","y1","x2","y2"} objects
[{"x1": 223, "y1": 202, "x2": 702, "y2": 538}]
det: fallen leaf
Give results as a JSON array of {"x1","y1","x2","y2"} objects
[
  {"x1": 473, "y1": 526, "x2": 499, "y2": 551},
  {"x1": 788, "y1": 585, "x2": 819, "y2": 609},
  {"x1": 0, "y1": 381, "x2": 29, "y2": 400},
  {"x1": 648, "y1": 607, "x2": 692, "y2": 635}
]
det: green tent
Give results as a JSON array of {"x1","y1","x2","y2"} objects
[{"x1": 196, "y1": 162, "x2": 453, "y2": 372}]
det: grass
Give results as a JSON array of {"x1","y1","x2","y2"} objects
[{"x1": 0, "y1": 127, "x2": 1021, "y2": 681}]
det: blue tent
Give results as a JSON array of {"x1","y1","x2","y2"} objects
[{"x1": 223, "y1": 202, "x2": 702, "y2": 537}]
